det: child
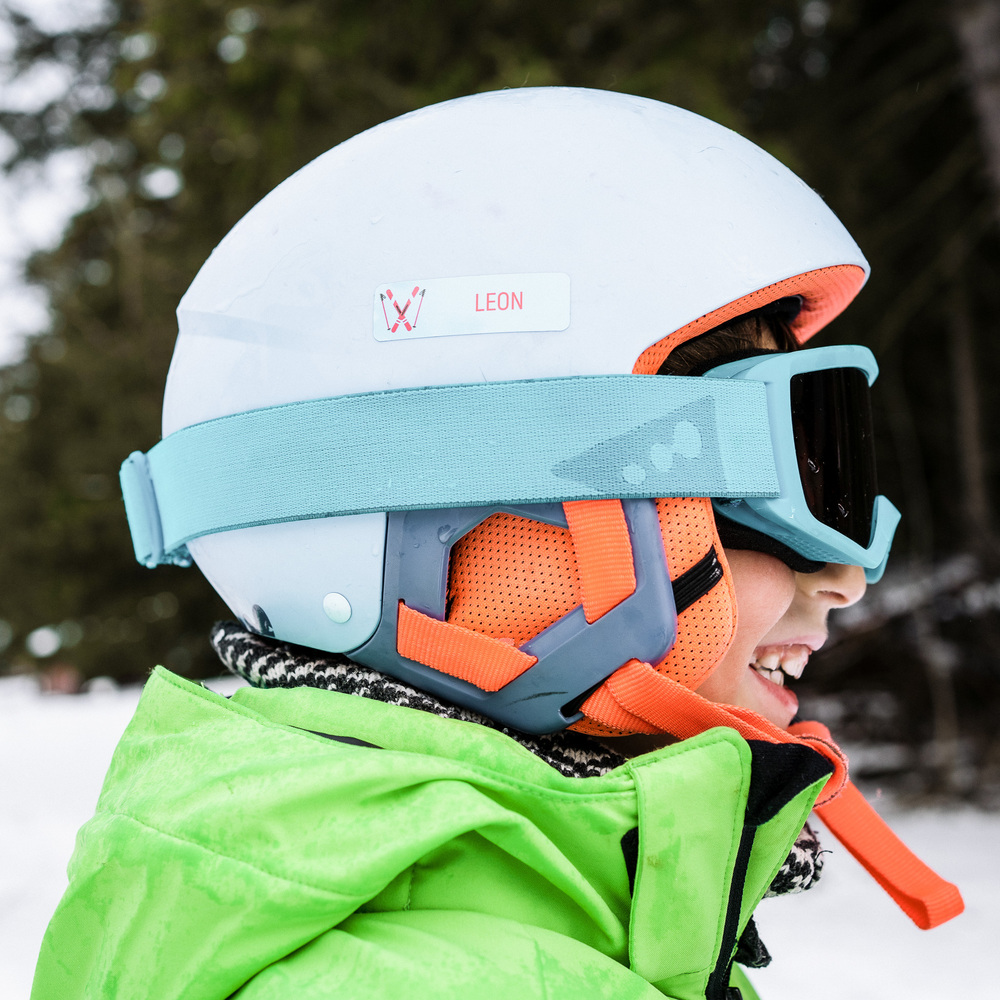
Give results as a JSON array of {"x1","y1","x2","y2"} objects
[{"x1": 33, "y1": 88, "x2": 961, "y2": 1000}]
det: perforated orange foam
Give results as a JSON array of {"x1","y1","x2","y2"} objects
[
  {"x1": 650, "y1": 497, "x2": 736, "y2": 688},
  {"x1": 447, "y1": 513, "x2": 581, "y2": 647},
  {"x1": 445, "y1": 496, "x2": 736, "y2": 737}
]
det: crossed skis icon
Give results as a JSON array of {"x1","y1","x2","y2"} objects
[{"x1": 380, "y1": 285, "x2": 426, "y2": 333}]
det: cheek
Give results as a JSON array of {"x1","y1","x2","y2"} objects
[
  {"x1": 729, "y1": 550, "x2": 798, "y2": 644},
  {"x1": 695, "y1": 550, "x2": 796, "y2": 701}
]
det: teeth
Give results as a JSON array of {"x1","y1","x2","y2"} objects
[
  {"x1": 753, "y1": 665, "x2": 785, "y2": 686},
  {"x1": 751, "y1": 646, "x2": 810, "y2": 684},
  {"x1": 779, "y1": 649, "x2": 808, "y2": 679},
  {"x1": 750, "y1": 660, "x2": 785, "y2": 687},
  {"x1": 755, "y1": 652, "x2": 781, "y2": 673}
]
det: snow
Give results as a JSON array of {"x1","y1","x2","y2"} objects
[
  {"x1": 752, "y1": 806, "x2": 996, "y2": 998},
  {"x1": 1, "y1": 674, "x2": 995, "y2": 999}
]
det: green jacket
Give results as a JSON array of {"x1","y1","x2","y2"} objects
[{"x1": 32, "y1": 667, "x2": 832, "y2": 1000}]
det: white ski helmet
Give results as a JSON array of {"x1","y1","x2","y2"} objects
[{"x1": 124, "y1": 87, "x2": 888, "y2": 738}]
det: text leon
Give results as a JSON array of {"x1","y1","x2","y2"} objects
[{"x1": 474, "y1": 290, "x2": 524, "y2": 312}]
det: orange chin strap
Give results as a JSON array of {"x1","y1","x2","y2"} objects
[
  {"x1": 791, "y1": 721, "x2": 965, "y2": 930},
  {"x1": 581, "y1": 657, "x2": 848, "y2": 805}
]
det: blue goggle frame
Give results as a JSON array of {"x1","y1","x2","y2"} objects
[{"x1": 704, "y1": 345, "x2": 898, "y2": 582}]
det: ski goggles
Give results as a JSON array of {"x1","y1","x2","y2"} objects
[
  {"x1": 121, "y1": 345, "x2": 897, "y2": 582},
  {"x1": 703, "y1": 344, "x2": 899, "y2": 582}
]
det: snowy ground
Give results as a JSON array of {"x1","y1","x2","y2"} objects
[{"x1": 1, "y1": 675, "x2": 995, "y2": 999}]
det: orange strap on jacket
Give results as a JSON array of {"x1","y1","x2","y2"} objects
[
  {"x1": 589, "y1": 664, "x2": 963, "y2": 929},
  {"x1": 790, "y1": 721, "x2": 965, "y2": 930}
]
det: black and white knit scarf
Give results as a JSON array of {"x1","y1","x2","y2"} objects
[{"x1": 210, "y1": 620, "x2": 825, "y2": 918}]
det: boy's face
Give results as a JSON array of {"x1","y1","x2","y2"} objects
[{"x1": 695, "y1": 550, "x2": 867, "y2": 728}]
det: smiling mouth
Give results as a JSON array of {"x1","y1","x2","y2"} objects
[{"x1": 750, "y1": 645, "x2": 811, "y2": 687}]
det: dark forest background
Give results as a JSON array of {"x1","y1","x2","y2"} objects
[{"x1": 3, "y1": 0, "x2": 1000, "y2": 801}]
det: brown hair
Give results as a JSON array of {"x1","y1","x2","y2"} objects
[{"x1": 656, "y1": 308, "x2": 798, "y2": 376}]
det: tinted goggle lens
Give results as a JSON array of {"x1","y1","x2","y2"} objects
[{"x1": 790, "y1": 367, "x2": 877, "y2": 547}]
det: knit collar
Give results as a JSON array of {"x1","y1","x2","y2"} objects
[{"x1": 211, "y1": 620, "x2": 626, "y2": 778}]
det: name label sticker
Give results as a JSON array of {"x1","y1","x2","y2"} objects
[{"x1": 373, "y1": 272, "x2": 570, "y2": 342}]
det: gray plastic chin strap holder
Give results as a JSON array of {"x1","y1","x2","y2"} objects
[{"x1": 349, "y1": 498, "x2": 676, "y2": 735}]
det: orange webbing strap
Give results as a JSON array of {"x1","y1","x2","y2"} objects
[
  {"x1": 586, "y1": 659, "x2": 848, "y2": 802},
  {"x1": 790, "y1": 721, "x2": 965, "y2": 930},
  {"x1": 396, "y1": 602, "x2": 537, "y2": 692},
  {"x1": 562, "y1": 500, "x2": 637, "y2": 623}
]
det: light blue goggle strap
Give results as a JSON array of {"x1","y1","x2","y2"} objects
[{"x1": 120, "y1": 374, "x2": 780, "y2": 569}]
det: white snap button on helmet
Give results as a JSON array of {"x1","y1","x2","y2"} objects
[{"x1": 124, "y1": 87, "x2": 892, "y2": 738}]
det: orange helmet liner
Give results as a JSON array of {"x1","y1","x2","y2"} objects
[{"x1": 633, "y1": 265, "x2": 866, "y2": 375}]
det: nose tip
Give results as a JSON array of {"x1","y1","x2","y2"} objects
[{"x1": 805, "y1": 562, "x2": 867, "y2": 609}]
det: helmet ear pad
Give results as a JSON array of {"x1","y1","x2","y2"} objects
[{"x1": 445, "y1": 497, "x2": 737, "y2": 738}]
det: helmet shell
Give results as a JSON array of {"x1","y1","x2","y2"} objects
[{"x1": 162, "y1": 87, "x2": 868, "y2": 664}]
